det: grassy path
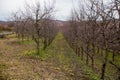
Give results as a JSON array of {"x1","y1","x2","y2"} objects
[
  {"x1": 43, "y1": 33, "x2": 90, "y2": 80},
  {"x1": 0, "y1": 33, "x2": 90, "y2": 80}
]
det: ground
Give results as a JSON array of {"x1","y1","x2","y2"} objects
[{"x1": 0, "y1": 33, "x2": 91, "y2": 80}]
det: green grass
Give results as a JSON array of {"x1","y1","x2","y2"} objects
[
  {"x1": 0, "y1": 64, "x2": 7, "y2": 80},
  {"x1": 56, "y1": 32, "x2": 120, "y2": 80},
  {"x1": 75, "y1": 49, "x2": 120, "y2": 80},
  {"x1": 20, "y1": 32, "x2": 116, "y2": 80},
  {"x1": 83, "y1": 67, "x2": 100, "y2": 80},
  {"x1": 23, "y1": 49, "x2": 50, "y2": 61},
  {"x1": 0, "y1": 52, "x2": 2, "y2": 56},
  {"x1": 43, "y1": 32, "x2": 100, "y2": 80},
  {"x1": 6, "y1": 34, "x2": 16, "y2": 38},
  {"x1": 72, "y1": 40, "x2": 120, "y2": 80},
  {"x1": 16, "y1": 39, "x2": 33, "y2": 45},
  {"x1": 93, "y1": 50, "x2": 120, "y2": 79}
]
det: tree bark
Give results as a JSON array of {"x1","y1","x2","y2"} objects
[
  {"x1": 101, "y1": 50, "x2": 109, "y2": 80},
  {"x1": 36, "y1": 41, "x2": 40, "y2": 55}
]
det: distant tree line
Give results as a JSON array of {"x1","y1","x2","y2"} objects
[{"x1": 0, "y1": 25, "x2": 12, "y2": 31}]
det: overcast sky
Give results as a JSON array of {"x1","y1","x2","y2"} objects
[{"x1": 0, "y1": 0, "x2": 79, "y2": 21}]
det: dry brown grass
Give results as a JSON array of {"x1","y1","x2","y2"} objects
[{"x1": 0, "y1": 34, "x2": 75, "y2": 80}]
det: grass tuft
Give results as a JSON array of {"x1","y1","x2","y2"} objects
[
  {"x1": 83, "y1": 66, "x2": 101, "y2": 80},
  {"x1": 24, "y1": 49, "x2": 49, "y2": 61},
  {"x1": 16, "y1": 40, "x2": 33, "y2": 45},
  {"x1": 0, "y1": 64, "x2": 8, "y2": 80}
]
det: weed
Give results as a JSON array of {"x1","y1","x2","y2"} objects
[
  {"x1": 24, "y1": 49, "x2": 49, "y2": 61},
  {"x1": 0, "y1": 64, "x2": 8, "y2": 80},
  {"x1": 16, "y1": 40, "x2": 33, "y2": 45}
]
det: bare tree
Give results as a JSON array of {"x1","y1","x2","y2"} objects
[
  {"x1": 62, "y1": 0, "x2": 120, "y2": 79},
  {"x1": 12, "y1": 1, "x2": 56, "y2": 55}
]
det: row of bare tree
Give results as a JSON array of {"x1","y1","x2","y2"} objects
[
  {"x1": 61, "y1": 0, "x2": 120, "y2": 80},
  {"x1": 12, "y1": 1, "x2": 58, "y2": 55},
  {"x1": 10, "y1": 0, "x2": 120, "y2": 79}
]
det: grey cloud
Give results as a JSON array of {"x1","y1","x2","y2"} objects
[{"x1": 0, "y1": 0, "x2": 78, "y2": 21}]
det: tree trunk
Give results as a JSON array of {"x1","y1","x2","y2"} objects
[
  {"x1": 36, "y1": 41, "x2": 40, "y2": 55},
  {"x1": 86, "y1": 45, "x2": 89, "y2": 65},
  {"x1": 101, "y1": 50, "x2": 108, "y2": 80},
  {"x1": 91, "y1": 57, "x2": 94, "y2": 70},
  {"x1": 81, "y1": 47, "x2": 84, "y2": 60},
  {"x1": 101, "y1": 50, "x2": 104, "y2": 56},
  {"x1": 91, "y1": 44, "x2": 95, "y2": 69},
  {"x1": 78, "y1": 48, "x2": 80, "y2": 57},
  {"x1": 97, "y1": 46, "x2": 100, "y2": 54},
  {"x1": 21, "y1": 34, "x2": 24, "y2": 42},
  {"x1": 43, "y1": 39, "x2": 47, "y2": 50},
  {"x1": 112, "y1": 51, "x2": 115, "y2": 61},
  {"x1": 86, "y1": 52, "x2": 89, "y2": 65}
]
